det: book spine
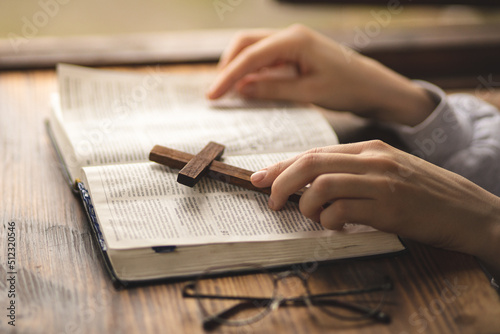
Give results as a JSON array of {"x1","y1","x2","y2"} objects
[{"x1": 78, "y1": 182, "x2": 107, "y2": 252}]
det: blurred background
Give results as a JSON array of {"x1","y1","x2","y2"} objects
[
  {"x1": 1, "y1": 0, "x2": 499, "y2": 88},
  {"x1": 1, "y1": 0, "x2": 499, "y2": 37}
]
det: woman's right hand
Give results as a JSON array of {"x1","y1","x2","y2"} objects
[{"x1": 250, "y1": 140, "x2": 500, "y2": 273}]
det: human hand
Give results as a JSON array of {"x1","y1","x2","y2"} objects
[
  {"x1": 250, "y1": 140, "x2": 500, "y2": 267},
  {"x1": 207, "y1": 24, "x2": 436, "y2": 126}
]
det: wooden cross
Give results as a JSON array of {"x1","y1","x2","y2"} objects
[{"x1": 149, "y1": 141, "x2": 301, "y2": 203}]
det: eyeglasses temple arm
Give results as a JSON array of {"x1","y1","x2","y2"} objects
[
  {"x1": 311, "y1": 298, "x2": 391, "y2": 324},
  {"x1": 202, "y1": 300, "x2": 272, "y2": 331}
]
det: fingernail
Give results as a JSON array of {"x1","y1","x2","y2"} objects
[
  {"x1": 206, "y1": 86, "x2": 216, "y2": 98},
  {"x1": 206, "y1": 80, "x2": 221, "y2": 99},
  {"x1": 251, "y1": 170, "x2": 267, "y2": 184},
  {"x1": 268, "y1": 197, "x2": 275, "y2": 210},
  {"x1": 240, "y1": 83, "x2": 256, "y2": 97}
]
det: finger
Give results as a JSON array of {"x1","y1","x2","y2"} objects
[
  {"x1": 250, "y1": 144, "x2": 374, "y2": 188},
  {"x1": 298, "y1": 141, "x2": 385, "y2": 156},
  {"x1": 250, "y1": 151, "x2": 340, "y2": 188},
  {"x1": 207, "y1": 32, "x2": 302, "y2": 99},
  {"x1": 218, "y1": 30, "x2": 275, "y2": 69},
  {"x1": 319, "y1": 199, "x2": 378, "y2": 230},
  {"x1": 236, "y1": 76, "x2": 310, "y2": 102},
  {"x1": 269, "y1": 153, "x2": 379, "y2": 210},
  {"x1": 298, "y1": 174, "x2": 378, "y2": 221},
  {"x1": 251, "y1": 157, "x2": 297, "y2": 188},
  {"x1": 235, "y1": 62, "x2": 299, "y2": 87}
]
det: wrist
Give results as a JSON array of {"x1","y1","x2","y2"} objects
[
  {"x1": 481, "y1": 216, "x2": 500, "y2": 275},
  {"x1": 356, "y1": 58, "x2": 437, "y2": 126},
  {"x1": 468, "y1": 196, "x2": 500, "y2": 275},
  {"x1": 377, "y1": 81, "x2": 437, "y2": 127}
]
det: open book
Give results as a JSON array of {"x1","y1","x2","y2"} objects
[{"x1": 47, "y1": 64, "x2": 405, "y2": 286}]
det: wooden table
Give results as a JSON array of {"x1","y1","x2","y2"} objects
[{"x1": 1, "y1": 64, "x2": 499, "y2": 334}]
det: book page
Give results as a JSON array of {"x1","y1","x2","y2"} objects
[
  {"x1": 57, "y1": 64, "x2": 338, "y2": 168},
  {"x1": 83, "y1": 155, "x2": 349, "y2": 250}
]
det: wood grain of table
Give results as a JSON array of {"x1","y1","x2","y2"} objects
[{"x1": 0, "y1": 65, "x2": 499, "y2": 334}]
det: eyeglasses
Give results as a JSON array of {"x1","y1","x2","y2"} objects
[{"x1": 182, "y1": 264, "x2": 393, "y2": 331}]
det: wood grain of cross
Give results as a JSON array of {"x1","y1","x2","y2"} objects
[{"x1": 149, "y1": 142, "x2": 301, "y2": 203}]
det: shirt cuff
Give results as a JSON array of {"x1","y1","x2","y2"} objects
[{"x1": 388, "y1": 80, "x2": 473, "y2": 166}]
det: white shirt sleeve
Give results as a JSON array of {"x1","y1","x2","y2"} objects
[{"x1": 389, "y1": 81, "x2": 500, "y2": 196}]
